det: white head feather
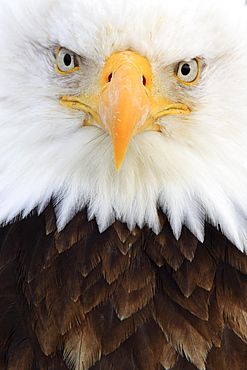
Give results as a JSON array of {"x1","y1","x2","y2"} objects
[{"x1": 0, "y1": 0, "x2": 247, "y2": 250}]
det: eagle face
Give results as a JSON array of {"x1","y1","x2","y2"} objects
[{"x1": 0, "y1": 0, "x2": 247, "y2": 249}]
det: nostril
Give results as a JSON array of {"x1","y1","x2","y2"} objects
[
  {"x1": 108, "y1": 73, "x2": 113, "y2": 82},
  {"x1": 142, "y1": 75, "x2": 147, "y2": 86}
]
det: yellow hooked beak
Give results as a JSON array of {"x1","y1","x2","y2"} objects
[{"x1": 61, "y1": 51, "x2": 189, "y2": 171}]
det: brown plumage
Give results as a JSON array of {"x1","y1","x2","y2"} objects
[{"x1": 1, "y1": 203, "x2": 247, "y2": 369}]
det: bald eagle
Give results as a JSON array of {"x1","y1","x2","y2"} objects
[{"x1": 1, "y1": 0, "x2": 247, "y2": 369}]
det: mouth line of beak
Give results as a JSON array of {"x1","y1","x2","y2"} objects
[
  {"x1": 61, "y1": 96, "x2": 101, "y2": 124},
  {"x1": 61, "y1": 95, "x2": 190, "y2": 130},
  {"x1": 152, "y1": 103, "x2": 190, "y2": 120}
]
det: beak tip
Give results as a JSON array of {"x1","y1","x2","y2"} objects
[
  {"x1": 113, "y1": 140, "x2": 129, "y2": 172},
  {"x1": 114, "y1": 157, "x2": 124, "y2": 172}
]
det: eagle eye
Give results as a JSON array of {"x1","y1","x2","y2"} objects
[
  {"x1": 56, "y1": 47, "x2": 79, "y2": 74},
  {"x1": 175, "y1": 58, "x2": 200, "y2": 85}
]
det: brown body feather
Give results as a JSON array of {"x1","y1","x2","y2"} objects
[{"x1": 1, "y1": 204, "x2": 247, "y2": 369}]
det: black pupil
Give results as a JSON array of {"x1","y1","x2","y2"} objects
[
  {"x1": 64, "y1": 53, "x2": 72, "y2": 67},
  {"x1": 181, "y1": 63, "x2": 191, "y2": 76}
]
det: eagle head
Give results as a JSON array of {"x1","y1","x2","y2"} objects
[{"x1": 0, "y1": 0, "x2": 247, "y2": 250}]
